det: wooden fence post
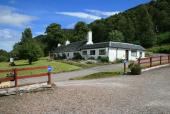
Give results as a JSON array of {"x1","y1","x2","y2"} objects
[
  {"x1": 150, "y1": 57, "x2": 152, "y2": 67},
  {"x1": 168, "y1": 55, "x2": 170, "y2": 64},
  {"x1": 160, "y1": 56, "x2": 162, "y2": 65},
  {"x1": 47, "y1": 72, "x2": 51, "y2": 85},
  {"x1": 138, "y1": 57, "x2": 141, "y2": 65},
  {"x1": 13, "y1": 68, "x2": 18, "y2": 87}
]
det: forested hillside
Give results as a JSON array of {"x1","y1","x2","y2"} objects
[{"x1": 34, "y1": 0, "x2": 170, "y2": 54}]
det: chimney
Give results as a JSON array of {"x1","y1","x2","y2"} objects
[
  {"x1": 65, "y1": 40, "x2": 70, "y2": 45},
  {"x1": 86, "y1": 31, "x2": 93, "y2": 45},
  {"x1": 58, "y1": 43, "x2": 61, "y2": 47}
]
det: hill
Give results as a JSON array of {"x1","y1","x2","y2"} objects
[{"x1": 34, "y1": 0, "x2": 170, "y2": 54}]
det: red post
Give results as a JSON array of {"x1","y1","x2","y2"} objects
[
  {"x1": 138, "y1": 57, "x2": 141, "y2": 65},
  {"x1": 13, "y1": 68, "x2": 18, "y2": 87},
  {"x1": 160, "y1": 56, "x2": 162, "y2": 65},
  {"x1": 47, "y1": 72, "x2": 51, "y2": 85},
  {"x1": 150, "y1": 57, "x2": 152, "y2": 67}
]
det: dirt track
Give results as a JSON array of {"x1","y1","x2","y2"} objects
[{"x1": 0, "y1": 66, "x2": 170, "y2": 114}]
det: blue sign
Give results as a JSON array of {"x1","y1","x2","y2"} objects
[
  {"x1": 48, "y1": 65, "x2": 53, "y2": 72},
  {"x1": 123, "y1": 59, "x2": 128, "y2": 64}
]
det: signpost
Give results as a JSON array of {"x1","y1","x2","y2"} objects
[
  {"x1": 123, "y1": 59, "x2": 128, "y2": 74},
  {"x1": 47, "y1": 65, "x2": 53, "y2": 84}
]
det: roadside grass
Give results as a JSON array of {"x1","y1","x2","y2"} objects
[
  {"x1": 69, "y1": 71, "x2": 122, "y2": 80},
  {"x1": 0, "y1": 58, "x2": 81, "y2": 78}
]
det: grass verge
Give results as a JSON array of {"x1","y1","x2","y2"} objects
[
  {"x1": 0, "y1": 58, "x2": 81, "y2": 78},
  {"x1": 69, "y1": 71, "x2": 122, "y2": 80}
]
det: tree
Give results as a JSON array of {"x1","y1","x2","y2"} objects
[
  {"x1": 44, "y1": 23, "x2": 64, "y2": 54},
  {"x1": 0, "y1": 49, "x2": 9, "y2": 62},
  {"x1": 74, "y1": 21, "x2": 89, "y2": 41},
  {"x1": 108, "y1": 30, "x2": 124, "y2": 42},
  {"x1": 135, "y1": 5, "x2": 156, "y2": 48},
  {"x1": 13, "y1": 28, "x2": 43, "y2": 64}
]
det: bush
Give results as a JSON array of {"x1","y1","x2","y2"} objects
[
  {"x1": 128, "y1": 63, "x2": 141, "y2": 75},
  {"x1": 98, "y1": 56, "x2": 109, "y2": 62},
  {"x1": 88, "y1": 57, "x2": 95, "y2": 60},
  {"x1": 148, "y1": 45, "x2": 170, "y2": 54},
  {"x1": 73, "y1": 53, "x2": 82, "y2": 60},
  {"x1": 0, "y1": 56, "x2": 8, "y2": 62},
  {"x1": 115, "y1": 59, "x2": 123, "y2": 63}
]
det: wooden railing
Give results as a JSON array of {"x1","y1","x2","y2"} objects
[
  {"x1": 137, "y1": 55, "x2": 170, "y2": 68},
  {"x1": 0, "y1": 66, "x2": 51, "y2": 87}
]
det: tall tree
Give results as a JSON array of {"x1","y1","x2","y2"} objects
[
  {"x1": 136, "y1": 5, "x2": 156, "y2": 48},
  {"x1": 108, "y1": 30, "x2": 124, "y2": 42},
  {"x1": 45, "y1": 23, "x2": 64, "y2": 53},
  {"x1": 74, "y1": 21, "x2": 89, "y2": 41},
  {"x1": 12, "y1": 28, "x2": 43, "y2": 64}
]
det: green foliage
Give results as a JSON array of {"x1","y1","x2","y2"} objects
[
  {"x1": 74, "y1": 21, "x2": 89, "y2": 41},
  {"x1": 108, "y1": 30, "x2": 124, "y2": 42},
  {"x1": 157, "y1": 32, "x2": 170, "y2": 45},
  {"x1": 70, "y1": 71, "x2": 122, "y2": 80},
  {"x1": 98, "y1": 56, "x2": 109, "y2": 62},
  {"x1": 128, "y1": 63, "x2": 142, "y2": 75},
  {"x1": 0, "y1": 49, "x2": 9, "y2": 62},
  {"x1": 148, "y1": 44, "x2": 170, "y2": 53},
  {"x1": 12, "y1": 28, "x2": 44, "y2": 64},
  {"x1": 73, "y1": 53, "x2": 83, "y2": 60}
]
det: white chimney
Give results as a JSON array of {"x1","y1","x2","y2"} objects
[
  {"x1": 58, "y1": 43, "x2": 61, "y2": 47},
  {"x1": 86, "y1": 31, "x2": 93, "y2": 45},
  {"x1": 65, "y1": 40, "x2": 70, "y2": 45}
]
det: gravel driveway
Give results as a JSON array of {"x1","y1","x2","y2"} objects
[{"x1": 0, "y1": 66, "x2": 170, "y2": 114}]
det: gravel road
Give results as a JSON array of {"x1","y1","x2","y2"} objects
[{"x1": 0, "y1": 66, "x2": 170, "y2": 114}]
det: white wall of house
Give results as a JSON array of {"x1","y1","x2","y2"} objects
[
  {"x1": 55, "y1": 48, "x2": 145, "y2": 62},
  {"x1": 108, "y1": 48, "x2": 116, "y2": 62}
]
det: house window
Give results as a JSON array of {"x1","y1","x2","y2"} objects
[
  {"x1": 131, "y1": 50, "x2": 137, "y2": 57},
  {"x1": 99, "y1": 49, "x2": 106, "y2": 55},
  {"x1": 67, "y1": 53, "x2": 69, "y2": 57},
  {"x1": 82, "y1": 51, "x2": 87, "y2": 55},
  {"x1": 90, "y1": 50, "x2": 95, "y2": 55}
]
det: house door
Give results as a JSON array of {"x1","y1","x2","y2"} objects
[{"x1": 125, "y1": 50, "x2": 129, "y2": 61}]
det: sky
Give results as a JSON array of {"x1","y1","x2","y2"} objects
[{"x1": 0, "y1": 0, "x2": 150, "y2": 52}]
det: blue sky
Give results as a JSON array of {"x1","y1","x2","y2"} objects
[{"x1": 0, "y1": 0, "x2": 150, "y2": 51}]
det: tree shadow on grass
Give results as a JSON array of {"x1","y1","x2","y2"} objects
[{"x1": 14, "y1": 63, "x2": 33, "y2": 67}]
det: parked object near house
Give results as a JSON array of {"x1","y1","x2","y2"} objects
[{"x1": 54, "y1": 31, "x2": 145, "y2": 62}]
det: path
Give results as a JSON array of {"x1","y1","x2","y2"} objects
[
  {"x1": 0, "y1": 66, "x2": 170, "y2": 114},
  {"x1": 19, "y1": 63, "x2": 123, "y2": 85}
]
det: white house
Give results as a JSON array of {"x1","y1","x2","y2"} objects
[{"x1": 54, "y1": 31, "x2": 145, "y2": 62}]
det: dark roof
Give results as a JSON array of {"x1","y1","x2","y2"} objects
[
  {"x1": 54, "y1": 41, "x2": 145, "y2": 53},
  {"x1": 54, "y1": 40, "x2": 87, "y2": 53},
  {"x1": 81, "y1": 42, "x2": 145, "y2": 51}
]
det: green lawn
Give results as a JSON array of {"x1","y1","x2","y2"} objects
[
  {"x1": 0, "y1": 58, "x2": 81, "y2": 78},
  {"x1": 69, "y1": 71, "x2": 122, "y2": 80}
]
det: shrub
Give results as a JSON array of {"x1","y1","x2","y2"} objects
[
  {"x1": 0, "y1": 56, "x2": 8, "y2": 62},
  {"x1": 88, "y1": 57, "x2": 95, "y2": 60},
  {"x1": 128, "y1": 63, "x2": 141, "y2": 75},
  {"x1": 115, "y1": 59, "x2": 123, "y2": 63},
  {"x1": 98, "y1": 56, "x2": 109, "y2": 62},
  {"x1": 73, "y1": 53, "x2": 82, "y2": 60}
]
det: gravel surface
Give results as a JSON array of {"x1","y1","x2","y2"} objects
[{"x1": 0, "y1": 66, "x2": 170, "y2": 114}]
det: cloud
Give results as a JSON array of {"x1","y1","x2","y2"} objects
[
  {"x1": 56, "y1": 12, "x2": 101, "y2": 20},
  {"x1": 86, "y1": 9, "x2": 120, "y2": 16},
  {"x1": 0, "y1": 5, "x2": 37, "y2": 27},
  {"x1": 0, "y1": 29, "x2": 21, "y2": 51}
]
